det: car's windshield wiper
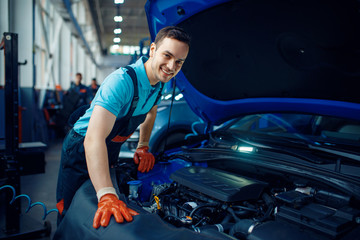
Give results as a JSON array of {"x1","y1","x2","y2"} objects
[
  {"x1": 243, "y1": 132, "x2": 360, "y2": 162},
  {"x1": 307, "y1": 144, "x2": 360, "y2": 161}
]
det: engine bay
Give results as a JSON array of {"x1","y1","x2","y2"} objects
[{"x1": 116, "y1": 158, "x2": 360, "y2": 240}]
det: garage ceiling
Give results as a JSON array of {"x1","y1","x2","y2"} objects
[{"x1": 87, "y1": 0, "x2": 150, "y2": 53}]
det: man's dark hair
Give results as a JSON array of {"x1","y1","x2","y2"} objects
[{"x1": 154, "y1": 26, "x2": 191, "y2": 47}]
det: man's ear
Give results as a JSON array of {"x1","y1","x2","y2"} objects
[{"x1": 149, "y1": 43, "x2": 156, "y2": 57}]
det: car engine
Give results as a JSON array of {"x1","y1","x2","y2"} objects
[{"x1": 118, "y1": 161, "x2": 360, "y2": 240}]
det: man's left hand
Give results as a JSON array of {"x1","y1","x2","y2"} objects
[{"x1": 133, "y1": 146, "x2": 155, "y2": 173}]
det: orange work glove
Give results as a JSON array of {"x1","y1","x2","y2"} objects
[
  {"x1": 93, "y1": 194, "x2": 139, "y2": 229},
  {"x1": 133, "y1": 146, "x2": 155, "y2": 173}
]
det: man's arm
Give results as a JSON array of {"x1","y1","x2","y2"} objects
[
  {"x1": 84, "y1": 105, "x2": 138, "y2": 229},
  {"x1": 133, "y1": 105, "x2": 158, "y2": 173},
  {"x1": 84, "y1": 105, "x2": 115, "y2": 193}
]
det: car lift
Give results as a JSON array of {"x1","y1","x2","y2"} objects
[{"x1": 0, "y1": 32, "x2": 50, "y2": 239}]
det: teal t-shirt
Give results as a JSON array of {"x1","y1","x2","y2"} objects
[{"x1": 73, "y1": 57, "x2": 163, "y2": 136}]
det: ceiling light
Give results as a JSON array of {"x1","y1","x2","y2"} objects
[
  {"x1": 110, "y1": 44, "x2": 120, "y2": 54},
  {"x1": 164, "y1": 94, "x2": 172, "y2": 100},
  {"x1": 114, "y1": 16, "x2": 123, "y2": 22},
  {"x1": 123, "y1": 46, "x2": 130, "y2": 54},
  {"x1": 175, "y1": 93, "x2": 183, "y2": 101},
  {"x1": 113, "y1": 37, "x2": 121, "y2": 43},
  {"x1": 114, "y1": 28, "x2": 122, "y2": 34},
  {"x1": 114, "y1": 0, "x2": 124, "y2": 4}
]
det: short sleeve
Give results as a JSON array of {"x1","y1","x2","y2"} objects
[{"x1": 93, "y1": 70, "x2": 133, "y2": 117}]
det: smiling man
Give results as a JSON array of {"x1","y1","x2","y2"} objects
[{"x1": 56, "y1": 26, "x2": 190, "y2": 229}]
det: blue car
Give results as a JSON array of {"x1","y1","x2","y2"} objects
[
  {"x1": 119, "y1": 87, "x2": 205, "y2": 159},
  {"x1": 55, "y1": 0, "x2": 360, "y2": 239}
]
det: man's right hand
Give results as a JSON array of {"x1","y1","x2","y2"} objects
[
  {"x1": 93, "y1": 194, "x2": 139, "y2": 229},
  {"x1": 133, "y1": 146, "x2": 155, "y2": 173}
]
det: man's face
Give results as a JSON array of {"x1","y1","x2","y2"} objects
[
  {"x1": 148, "y1": 37, "x2": 189, "y2": 85},
  {"x1": 75, "y1": 74, "x2": 82, "y2": 85}
]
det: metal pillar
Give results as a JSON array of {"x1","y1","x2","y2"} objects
[
  {"x1": 3, "y1": 32, "x2": 21, "y2": 234},
  {"x1": 0, "y1": 32, "x2": 50, "y2": 240}
]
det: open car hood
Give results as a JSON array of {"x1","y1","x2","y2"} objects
[{"x1": 145, "y1": 0, "x2": 360, "y2": 125}]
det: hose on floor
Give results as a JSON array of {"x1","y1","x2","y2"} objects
[{"x1": 0, "y1": 184, "x2": 58, "y2": 220}]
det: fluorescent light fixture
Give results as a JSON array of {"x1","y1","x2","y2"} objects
[
  {"x1": 130, "y1": 46, "x2": 136, "y2": 54},
  {"x1": 114, "y1": 28, "x2": 122, "y2": 34},
  {"x1": 110, "y1": 45, "x2": 143, "y2": 55},
  {"x1": 175, "y1": 93, "x2": 183, "y2": 101},
  {"x1": 238, "y1": 146, "x2": 254, "y2": 153},
  {"x1": 114, "y1": 16, "x2": 123, "y2": 22},
  {"x1": 110, "y1": 44, "x2": 120, "y2": 53},
  {"x1": 123, "y1": 45, "x2": 130, "y2": 54},
  {"x1": 164, "y1": 94, "x2": 172, "y2": 100},
  {"x1": 113, "y1": 37, "x2": 121, "y2": 43},
  {"x1": 114, "y1": 0, "x2": 124, "y2": 4},
  {"x1": 142, "y1": 48, "x2": 148, "y2": 55}
]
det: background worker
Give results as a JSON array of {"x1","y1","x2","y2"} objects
[
  {"x1": 69, "y1": 72, "x2": 90, "y2": 107},
  {"x1": 54, "y1": 72, "x2": 89, "y2": 134},
  {"x1": 56, "y1": 26, "x2": 191, "y2": 229},
  {"x1": 88, "y1": 77, "x2": 100, "y2": 101}
]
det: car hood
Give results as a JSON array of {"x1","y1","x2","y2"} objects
[{"x1": 145, "y1": 0, "x2": 360, "y2": 125}]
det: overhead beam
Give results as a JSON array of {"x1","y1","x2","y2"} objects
[
  {"x1": 50, "y1": 0, "x2": 99, "y2": 66},
  {"x1": 86, "y1": 0, "x2": 105, "y2": 55}
]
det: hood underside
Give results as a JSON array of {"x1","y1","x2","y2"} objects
[{"x1": 146, "y1": 0, "x2": 360, "y2": 124}]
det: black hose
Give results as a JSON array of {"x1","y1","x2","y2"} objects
[
  {"x1": 233, "y1": 209, "x2": 252, "y2": 218},
  {"x1": 197, "y1": 223, "x2": 232, "y2": 233},
  {"x1": 229, "y1": 219, "x2": 259, "y2": 237},
  {"x1": 189, "y1": 202, "x2": 218, "y2": 218},
  {"x1": 231, "y1": 205, "x2": 258, "y2": 213},
  {"x1": 257, "y1": 193, "x2": 274, "y2": 222},
  {"x1": 226, "y1": 207, "x2": 240, "y2": 222},
  {"x1": 160, "y1": 78, "x2": 177, "y2": 155},
  {"x1": 221, "y1": 214, "x2": 232, "y2": 225}
]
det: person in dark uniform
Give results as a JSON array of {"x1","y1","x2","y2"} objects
[
  {"x1": 88, "y1": 78, "x2": 100, "y2": 101},
  {"x1": 53, "y1": 72, "x2": 89, "y2": 133},
  {"x1": 56, "y1": 26, "x2": 191, "y2": 229},
  {"x1": 69, "y1": 72, "x2": 90, "y2": 107}
]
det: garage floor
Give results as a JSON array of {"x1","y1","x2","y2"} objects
[{"x1": 1, "y1": 139, "x2": 62, "y2": 240}]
